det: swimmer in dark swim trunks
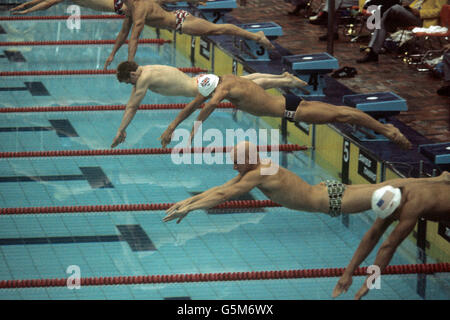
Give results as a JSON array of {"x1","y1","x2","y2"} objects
[
  {"x1": 104, "y1": 0, "x2": 275, "y2": 68},
  {"x1": 163, "y1": 141, "x2": 446, "y2": 224},
  {"x1": 283, "y1": 93, "x2": 303, "y2": 122},
  {"x1": 163, "y1": 74, "x2": 412, "y2": 149}
]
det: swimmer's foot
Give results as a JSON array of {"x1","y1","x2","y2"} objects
[
  {"x1": 255, "y1": 31, "x2": 275, "y2": 50},
  {"x1": 437, "y1": 171, "x2": 450, "y2": 182},
  {"x1": 384, "y1": 124, "x2": 412, "y2": 149},
  {"x1": 285, "y1": 72, "x2": 308, "y2": 88}
]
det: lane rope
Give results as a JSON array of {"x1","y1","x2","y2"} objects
[
  {"x1": 0, "y1": 102, "x2": 235, "y2": 113},
  {"x1": 0, "y1": 39, "x2": 170, "y2": 46},
  {"x1": 0, "y1": 67, "x2": 206, "y2": 77},
  {"x1": 1, "y1": 263, "x2": 448, "y2": 288},
  {"x1": 0, "y1": 144, "x2": 306, "y2": 159},
  {"x1": 0, "y1": 14, "x2": 125, "y2": 21},
  {"x1": 0, "y1": 199, "x2": 283, "y2": 215}
]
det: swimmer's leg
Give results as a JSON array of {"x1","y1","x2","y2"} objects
[
  {"x1": 11, "y1": 0, "x2": 63, "y2": 14},
  {"x1": 294, "y1": 100, "x2": 412, "y2": 149},
  {"x1": 243, "y1": 72, "x2": 307, "y2": 89},
  {"x1": 181, "y1": 15, "x2": 275, "y2": 50}
]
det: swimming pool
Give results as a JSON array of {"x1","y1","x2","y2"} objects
[{"x1": 0, "y1": 4, "x2": 449, "y2": 300}]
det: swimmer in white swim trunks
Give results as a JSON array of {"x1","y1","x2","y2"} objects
[{"x1": 110, "y1": 61, "x2": 308, "y2": 148}]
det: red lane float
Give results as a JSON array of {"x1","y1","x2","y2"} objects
[
  {"x1": 0, "y1": 102, "x2": 236, "y2": 113},
  {"x1": 0, "y1": 39, "x2": 170, "y2": 46},
  {"x1": 0, "y1": 263, "x2": 448, "y2": 288},
  {"x1": 0, "y1": 199, "x2": 282, "y2": 215},
  {"x1": 0, "y1": 67, "x2": 205, "y2": 77},
  {"x1": 0, "y1": 15, "x2": 125, "y2": 21},
  {"x1": 0, "y1": 144, "x2": 307, "y2": 159}
]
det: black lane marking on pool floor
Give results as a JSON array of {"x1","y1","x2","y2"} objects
[
  {"x1": 0, "y1": 81, "x2": 49, "y2": 96},
  {"x1": 0, "y1": 166, "x2": 113, "y2": 189},
  {"x1": 0, "y1": 119, "x2": 78, "y2": 138},
  {"x1": 0, "y1": 225, "x2": 156, "y2": 252},
  {"x1": 189, "y1": 192, "x2": 265, "y2": 214},
  {"x1": 0, "y1": 50, "x2": 26, "y2": 62},
  {"x1": 0, "y1": 25, "x2": 5, "y2": 34}
]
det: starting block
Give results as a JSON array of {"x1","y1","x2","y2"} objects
[
  {"x1": 234, "y1": 22, "x2": 282, "y2": 61},
  {"x1": 419, "y1": 142, "x2": 450, "y2": 165},
  {"x1": 283, "y1": 52, "x2": 339, "y2": 96},
  {"x1": 342, "y1": 91, "x2": 408, "y2": 142},
  {"x1": 164, "y1": 0, "x2": 237, "y2": 24}
]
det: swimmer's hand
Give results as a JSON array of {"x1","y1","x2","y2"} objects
[
  {"x1": 10, "y1": 2, "x2": 30, "y2": 14},
  {"x1": 159, "y1": 128, "x2": 174, "y2": 148},
  {"x1": 163, "y1": 203, "x2": 191, "y2": 224},
  {"x1": 332, "y1": 273, "x2": 352, "y2": 298},
  {"x1": 104, "y1": 55, "x2": 114, "y2": 70},
  {"x1": 111, "y1": 130, "x2": 127, "y2": 148},
  {"x1": 354, "y1": 282, "x2": 370, "y2": 300}
]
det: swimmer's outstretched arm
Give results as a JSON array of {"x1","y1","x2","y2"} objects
[
  {"x1": 159, "y1": 94, "x2": 207, "y2": 148},
  {"x1": 166, "y1": 174, "x2": 243, "y2": 218},
  {"x1": 10, "y1": 0, "x2": 63, "y2": 15},
  {"x1": 188, "y1": 87, "x2": 229, "y2": 143},
  {"x1": 111, "y1": 83, "x2": 147, "y2": 148},
  {"x1": 332, "y1": 217, "x2": 393, "y2": 299},
  {"x1": 105, "y1": 16, "x2": 133, "y2": 70},
  {"x1": 354, "y1": 208, "x2": 418, "y2": 300},
  {"x1": 127, "y1": 1, "x2": 147, "y2": 62},
  {"x1": 163, "y1": 171, "x2": 262, "y2": 224}
]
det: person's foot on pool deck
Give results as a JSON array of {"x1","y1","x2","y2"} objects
[
  {"x1": 256, "y1": 31, "x2": 275, "y2": 50},
  {"x1": 384, "y1": 124, "x2": 412, "y2": 149},
  {"x1": 284, "y1": 72, "x2": 308, "y2": 88}
]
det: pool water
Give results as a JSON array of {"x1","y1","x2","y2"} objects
[{"x1": 0, "y1": 4, "x2": 449, "y2": 300}]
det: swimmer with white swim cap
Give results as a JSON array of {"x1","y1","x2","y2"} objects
[
  {"x1": 162, "y1": 139, "x2": 448, "y2": 223},
  {"x1": 371, "y1": 185, "x2": 402, "y2": 219},
  {"x1": 334, "y1": 173, "x2": 450, "y2": 300},
  {"x1": 166, "y1": 73, "x2": 413, "y2": 150},
  {"x1": 196, "y1": 74, "x2": 220, "y2": 98},
  {"x1": 110, "y1": 62, "x2": 308, "y2": 148}
]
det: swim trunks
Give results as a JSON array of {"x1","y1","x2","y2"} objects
[
  {"x1": 283, "y1": 93, "x2": 303, "y2": 122},
  {"x1": 324, "y1": 180, "x2": 347, "y2": 217},
  {"x1": 175, "y1": 9, "x2": 190, "y2": 33},
  {"x1": 114, "y1": 0, "x2": 125, "y2": 15}
]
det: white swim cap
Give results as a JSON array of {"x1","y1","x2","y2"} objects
[
  {"x1": 371, "y1": 186, "x2": 402, "y2": 219},
  {"x1": 197, "y1": 74, "x2": 219, "y2": 97}
]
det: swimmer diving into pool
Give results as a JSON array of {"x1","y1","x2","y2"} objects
[
  {"x1": 10, "y1": 0, "x2": 202, "y2": 14},
  {"x1": 11, "y1": 0, "x2": 274, "y2": 63},
  {"x1": 103, "y1": 0, "x2": 274, "y2": 66},
  {"x1": 333, "y1": 180, "x2": 450, "y2": 300},
  {"x1": 162, "y1": 141, "x2": 448, "y2": 224},
  {"x1": 161, "y1": 73, "x2": 412, "y2": 149},
  {"x1": 110, "y1": 61, "x2": 308, "y2": 148}
]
